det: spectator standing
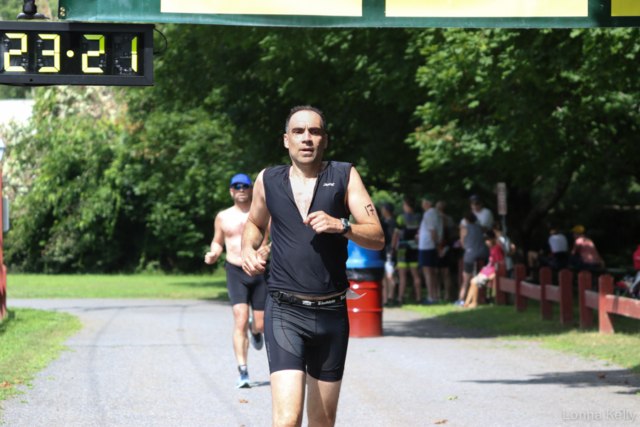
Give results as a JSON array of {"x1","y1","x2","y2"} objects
[
  {"x1": 527, "y1": 224, "x2": 569, "y2": 272},
  {"x1": 418, "y1": 195, "x2": 443, "y2": 304},
  {"x1": 456, "y1": 211, "x2": 489, "y2": 306},
  {"x1": 570, "y1": 225, "x2": 604, "y2": 270},
  {"x1": 436, "y1": 201, "x2": 456, "y2": 301},
  {"x1": 493, "y1": 221, "x2": 515, "y2": 276},
  {"x1": 391, "y1": 197, "x2": 422, "y2": 305},
  {"x1": 380, "y1": 202, "x2": 397, "y2": 307}
]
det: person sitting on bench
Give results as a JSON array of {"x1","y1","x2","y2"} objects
[{"x1": 464, "y1": 230, "x2": 504, "y2": 308}]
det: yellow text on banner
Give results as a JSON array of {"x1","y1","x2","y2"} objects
[
  {"x1": 385, "y1": 0, "x2": 588, "y2": 18},
  {"x1": 161, "y1": 0, "x2": 362, "y2": 17}
]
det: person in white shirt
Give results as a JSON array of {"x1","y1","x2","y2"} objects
[
  {"x1": 470, "y1": 195, "x2": 494, "y2": 230},
  {"x1": 527, "y1": 224, "x2": 569, "y2": 271},
  {"x1": 459, "y1": 196, "x2": 494, "y2": 232},
  {"x1": 417, "y1": 195, "x2": 443, "y2": 304}
]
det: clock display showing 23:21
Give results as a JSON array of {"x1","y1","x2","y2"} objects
[{"x1": 0, "y1": 22, "x2": 154, "y2": 87}]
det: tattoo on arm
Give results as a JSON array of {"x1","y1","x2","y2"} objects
[{"x1": 365, "y1": 204, "x2": 375, "y2": 217}]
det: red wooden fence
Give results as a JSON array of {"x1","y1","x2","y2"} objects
[
  {"x1": 495, "y1": 264, "x2": 573, "y2": 326},
  {"x1": 461, "y1": 259, "x2": 640, "y2": 334},
  {"x1": 579, "y1": 272, "x2": 640, "y2": 334}
]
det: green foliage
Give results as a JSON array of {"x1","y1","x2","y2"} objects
[
  {"x1": 5, "y1": 87, "x2": 128, "y2": 271},
  {"x1": 6, "y1": 25, "x2": 640, "y2": 271},
  {"x1": 7, "y1": 272, "x2": 228, "y2": 299},
  {"x1": 409, "y1": 28, "x2": 640, "y2": 250},
  {"x1": 0, "y1": 308, "x2": 81, "y2": 402},
  {"x1": 5, "y1": 26, "x2": 424, "y2": 272}
]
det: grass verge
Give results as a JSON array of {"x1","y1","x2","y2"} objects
[
  {"x1": 403, "y1": 301, "x2": 640, "y2": 373},
  {"x1": 0, "y1": 308, "x2": 81, "y2": 403},
  {"x1": 8, "y1": 272, "x2": 229, "y2": 300}
]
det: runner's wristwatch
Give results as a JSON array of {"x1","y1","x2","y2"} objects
[{"x1": 339, "y1": 218, "x2": 351, "y2": 236}]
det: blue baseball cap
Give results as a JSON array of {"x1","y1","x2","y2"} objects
[{"x1": 230, "y1": 174, "x2": 252, "y2": 187}]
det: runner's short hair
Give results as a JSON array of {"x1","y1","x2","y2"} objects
[{"x1": 285, "y1": 105, "x2": 326, "y2": 134}]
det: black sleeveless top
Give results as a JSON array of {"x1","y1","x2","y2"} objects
[{"x1": 263, "y1": 161, "x2": 352, "y2": 296}]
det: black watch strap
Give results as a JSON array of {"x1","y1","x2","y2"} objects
[{"x1": 339, "y1": 218, "x2": 351, "y2": 236}]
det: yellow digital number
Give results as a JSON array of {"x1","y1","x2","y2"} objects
[
  {"x1": 131, "y1": 37, "x2": 138, "y2": 72},
  {"x1": 82, "y1": 35, "x2": 105, "y2": 74},
  {"x1": 38, "y1": 34, "x2": 60, "y2": 73},
  {"x1": 4, "y1": 33, "x2": 27, "y2": 72}
]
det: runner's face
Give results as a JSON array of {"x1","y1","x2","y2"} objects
[
  {"x1": 284, "y1": 110, "x2": 327, "y2": 165},
  {"x1": 230, "y1": 186, "x2": 252, "y2": 203}
]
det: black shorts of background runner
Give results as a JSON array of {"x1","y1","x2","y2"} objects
[
  {"x1": 264, "y1": 294, "x2": 349, "y2": 382},
  {"x1": 225, "y1": 261, "x2": 268, "y2": 310}
]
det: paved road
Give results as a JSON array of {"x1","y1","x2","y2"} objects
[{"x1": 2, "y1": 299, "x2": 639, "y2": 427}]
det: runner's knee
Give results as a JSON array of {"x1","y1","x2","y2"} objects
[
  {"x1": 254, "y1": 316, "x2": 264, "y2": 333},
  {"x1": 273, "y1": 411, "x2": 303, "y2": 427},
  {"x1": 233, "y1": 311, "x2": 249, "y2": 330}
]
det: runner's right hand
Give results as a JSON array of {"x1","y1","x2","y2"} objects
[{"x1": 204, "y1": 252, "x2": 218, "y2": 264}]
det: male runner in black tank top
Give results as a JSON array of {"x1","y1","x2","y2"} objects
[{"x1": 241, "y1": 106, "x2": 384, "y2": 427}]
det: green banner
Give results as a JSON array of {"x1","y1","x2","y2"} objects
[{"x1": 58, "y1": 0, "x2": 640, "y2": 28}]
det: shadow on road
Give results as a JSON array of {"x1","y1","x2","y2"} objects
[
  {"x1": 383, "y1": 315, "x2": 493, "y2": 339},
  {"x1": 461, "y1": 369, "x2": 640, "y2": 394}
]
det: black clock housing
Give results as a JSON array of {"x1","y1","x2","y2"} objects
[{"x1": 0, "y1": 22, "x2": 154, "y2": 86}]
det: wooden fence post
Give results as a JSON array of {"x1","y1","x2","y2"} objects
[
  {"x1": 578, "y1": 271, "x2": 593, "y2": 329},
  {"x1": 558, "y1": 269, "x2": 574, "y2": 326},
  {"x1": 539, "y1": 267, "x2": 553, "y2": 320},
  {"x1": 495, "y1": 262, "x2": 507, "y2": 305},
  {"x1": 599, "y1": 274, "x2": 615, "y2": 334},
  {"x1": 514, "y1": 264, "x2": 527, "y2": 312}
]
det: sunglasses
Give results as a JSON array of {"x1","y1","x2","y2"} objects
[{"x1": 231, "y1": 184, "x2": 251, "y2": 190}]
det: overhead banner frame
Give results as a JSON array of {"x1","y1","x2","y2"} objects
[{"x1": 58, "y1": 0, "x2": 640, "y2": 28}]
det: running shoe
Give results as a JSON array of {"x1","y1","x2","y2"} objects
[
  {"x1": 248, "y1": 317, "x2": 263, "y2": 351},
  {"x1": 422, "y1": 298, "x2": 435, "y2": 305},
  {"x1": 237, "y1": 371, "x2": 251, "y2": 388}
]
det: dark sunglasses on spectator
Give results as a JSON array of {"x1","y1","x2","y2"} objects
[{"x1": 231, "y1": 184, "x2": 251, "y2": 190}]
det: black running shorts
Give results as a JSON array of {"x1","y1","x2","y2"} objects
[
  {"x1": 264, "y1": 294, "x2": 350, "y2": 382},
  {"x1": 225, "y1": 261, "x2": 268, "y2": 311}
]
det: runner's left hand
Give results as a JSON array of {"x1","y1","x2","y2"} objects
[
  {"x1": 242, "y1": 248, "x2": 266, "y2": 276},
  {"x1": 304, "y1": 211, "x2": 343, "y2": 234}
]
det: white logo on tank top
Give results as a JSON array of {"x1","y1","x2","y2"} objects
[{"x1": 323, "y1": 183, "x2": 335, "y2": 186}]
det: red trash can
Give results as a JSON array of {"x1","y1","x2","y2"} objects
[{"x1": 346, "y1": 241, "x2": 385, "y2": 337}]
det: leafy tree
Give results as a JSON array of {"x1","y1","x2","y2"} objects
[
  {"x1": 4, "y1": 87, "x2": 128, "y2": 271},
  {"x1": 409, "y1": 28, "x2": 640, "y2": 254}
]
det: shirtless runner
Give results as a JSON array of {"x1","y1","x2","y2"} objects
[
  {"x1": 204, "y1": 173, "x2": 270, "y2": 388},
  {"x1": 241, "y1": 106, "x2": 384, "y2": 426}
]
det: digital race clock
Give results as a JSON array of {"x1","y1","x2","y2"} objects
[{"x1": 0, "y1": 22, "x2": 154, "y2": 86}]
